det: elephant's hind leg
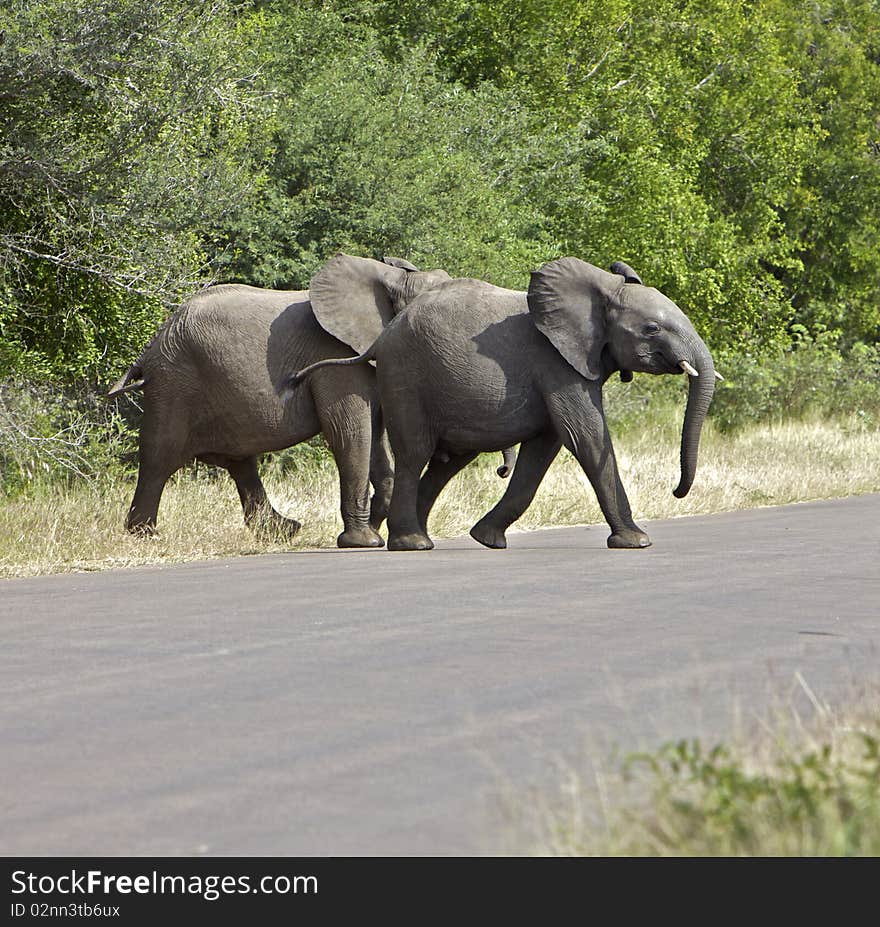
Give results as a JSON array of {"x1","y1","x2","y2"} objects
[
  {"x1": 126, "y1": 448, "x2": 189, "y2": 535},
  {"x1": 126, "y1": 396, "x2": 197, "y2": 535},
  {"x1": 470, "y1": 432, "x2": 561, "y2": 549},
  {"x1": 385, "y1": 423, "x2": 437, "y2": 552},
  {"x1": 126, "y1": 466, "x2": 173, "y2": 535},
  {"x1": 319, "y1": 398, "x2": 384, "y2": 549},
  {"x1": 224, "y1": 456, "x2": 302, "y2": 539}
]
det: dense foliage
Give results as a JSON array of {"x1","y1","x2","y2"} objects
[{"x1": 1, "y1": 0, "x2": 878, "y2": 383}]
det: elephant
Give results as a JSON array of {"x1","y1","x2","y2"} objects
[
  {"x1": 107, "y1": 256, "x2": 452, "y2": 547},
  {"x1": 286, "y1": 256, "x2": 719, "y2": 551},
  {"x1": 108, "y1": 254, "x2": 516, "y2": 546}
]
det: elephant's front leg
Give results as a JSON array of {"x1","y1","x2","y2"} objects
[
  {"x1": 470, "y1": 431, "x2": 561, "y2": 549},
  {"x1": 417, "y1": 451, "x2": 478, "y2": 534},
  {"x1": 549, "y1": 387, "x2": 651, "y2": 549}
]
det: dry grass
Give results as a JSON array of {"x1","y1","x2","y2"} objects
[
  {"x1": 429, "y1": 413, "x2": 880, "y2": 536},
  {"x1": 0, "y1": 459, "x2": 342, "y2": 578},
  {"x1": 1, "y1": 414, "x2": 878, "y2": 578}
]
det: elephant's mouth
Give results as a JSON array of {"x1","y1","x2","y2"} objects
[{"x1": 643, "y1": 350, "x2": 682, "y2": 375}]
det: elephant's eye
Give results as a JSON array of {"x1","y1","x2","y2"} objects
[{"x1": 643, "y1": 322, "x2": 661, "y2": 335}]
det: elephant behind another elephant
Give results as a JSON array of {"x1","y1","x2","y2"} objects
[
  {"x1": 108, "y1": 257, "x2": 445, "y2": 546},
  {"x1": 108, "y1": 256, "x2": 516, "y2": 547}
]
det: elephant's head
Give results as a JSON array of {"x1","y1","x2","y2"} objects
[
  {"x1": 309, "y1": 253, "x2": 451, "y2": 354},
  {"x1": 528, "y1": 257, "x2": 716, "y2": 498}
]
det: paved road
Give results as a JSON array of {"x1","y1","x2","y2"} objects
[{"x1": 2, "y1": 495, "x2": 878, "y2": 856}]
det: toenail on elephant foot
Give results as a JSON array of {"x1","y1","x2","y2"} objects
[
  {"x1": 387, "y1": 532, "x2": 434, "y2": 551},
  {"x1": 607, "y1": 529, "x2": 652, "y2": 549},
  {"x1": 337, "y1": 527, "x2": 385, "y2": 549},
  {"x1": 469, "y1": 520, "x2": 508, "y2": 549}
]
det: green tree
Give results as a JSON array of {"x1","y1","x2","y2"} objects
[
  {"x1": 362, "y1": 0, "x2": 880, "y2": 350},
  {"x1": 0, "y1": 0, "x2": 272, "y2": 381},
  {"x1": 773, "y1": 0, "x2": 880, "y2": 344},
  {"x1": 215, "y1": 4, "x2": 555, "y2": 290}
]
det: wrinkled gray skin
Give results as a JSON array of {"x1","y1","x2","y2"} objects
[
  {"x1": 289, "y1": 256, "x2": 715, "y2": 551},
  {"x1": 110, "y1": 255, "x2": 515, "y2": 547},
  {"x1": 108, "y1": 257, "x2": 453, "y2": 547}
]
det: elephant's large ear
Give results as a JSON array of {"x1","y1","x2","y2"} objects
[
  {"x1": 309, "y1": 253, "x2": 406, "y2": 354},
  {"x1": 610, "y1": 260, "x2": 643, "y2": 285},
  {"x1": 382, "y1": 255, "x2": 419, "y2": 272},
  {"x1": 527, "y1": 257, "x2": 620, "y2": 380}
]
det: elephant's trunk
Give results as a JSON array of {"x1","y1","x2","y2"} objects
[{"x1": 673, "y1": 339, "x2": 716, "y2": 499}]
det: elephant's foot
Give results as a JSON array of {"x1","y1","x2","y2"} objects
[
  {"x1": 469, "y1": 519, "x2": 508, "y2": 549},
  {"x1": 607, "y1": 528, "x2": 652, "y2": 549},
  {"x1": 337, "y1": 526, "x2": 385, "y2": 549},
  {"x1": 387, "y1": 531, "x2": 434, "y2": 551},
  {"x1": 249, "y1": 510, "x2": 302, "y2": 541},
  {"x1": 126, "y1": 519, "x2": 157, "y2": 537}
]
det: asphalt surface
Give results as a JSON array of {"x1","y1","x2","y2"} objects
[{"x1": 2, "y1": 494, "x2": 878, "y2": 856}]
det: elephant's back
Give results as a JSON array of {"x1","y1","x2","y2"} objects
[
  {"x1": 401, "y1": 279, "x2": 527, "y2": 342},
  {"x1": 173, "y1": 284, "x2": 310, "y2": 349},
  {"x1": 383, "y1": 278, "x2": 538, "y2": 374},
  {"x1": 158, "y1": 284, "x2": 357, "y2": 380}
]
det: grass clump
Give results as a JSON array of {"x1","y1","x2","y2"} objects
[
  {"x1": 616, "y1": 734, "x2": 880, "y2": 856},
  {"x1": 519, "y1": 688, "x2": 880, "y2": 856}
]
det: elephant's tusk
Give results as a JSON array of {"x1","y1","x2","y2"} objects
[
  {"x1": 714, "y1": 370, "x2": 725, "y2": 381},
  {"x1": 679, "y1": 360, "x2": 699, "y2": 377}
]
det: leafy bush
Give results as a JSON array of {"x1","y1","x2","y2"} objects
[
  {"x1": 602, "y1": 333, "x2": 880, "y2": 437},
  {"x1": 0, "y1": 381, "x2": 138, "y2": 495},
  {"x1": 710, "y1": 331, "x2": 880, "y2": 432},
  {"x1": 617, "y1": 729, "x2": 880, "y2": 856}
]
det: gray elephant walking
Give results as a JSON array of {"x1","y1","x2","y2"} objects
[
  {"x1": 288, "y1": 256, "x2": 718, "y2": 551},
  {"x1": 108, "y1": 256, "x2": 451, "y2": 547}
]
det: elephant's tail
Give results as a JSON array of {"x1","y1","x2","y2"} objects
[
  {"x1": 106, "y1": 363, "x2": 146, "y2": 398},
  {"x1": 281, "y1": 348, "x2": 375, "y2": 402}
]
